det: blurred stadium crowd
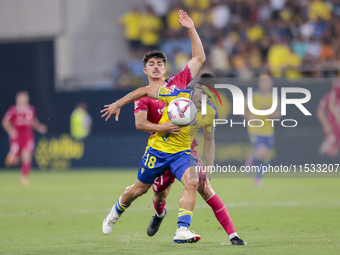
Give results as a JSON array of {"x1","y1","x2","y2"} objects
[{"x1": 111, "y1": 0, "x2": 340, "y2": 89}]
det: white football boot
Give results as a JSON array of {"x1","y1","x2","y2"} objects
[
  {"x1": 102, "y1": 206, "x2": 121, "y2": 235},
  {"x1": 173, "y1": 227, "x2": 201, "y2": 243}
]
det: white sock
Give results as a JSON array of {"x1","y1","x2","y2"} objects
[
  {"x1": 156, "y1": 210, "x2": 166, "y2": 218},
  {"x1": 229, "y1": 232, "x2": 238, "y2": 240}
]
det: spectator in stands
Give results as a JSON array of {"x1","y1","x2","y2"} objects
[
  {"x1": 210, "y1": 37, "x2": 230, "y2": 73},
  {"x1": 308, "y1": 0, "x2": 332, "y2": 22},
  {"x1": 291, "y1": 35, "x2": 308, "y2": 59},
  {"x1": 112, "y1": 0, "x2": 340, "y2": 87},
  {"x1": 267, "y1": 37, "x2": 291, "y2": 77},
  {"x1": 319, "y1": 37, "x2": 334, "y2": 61},
  {"x1": 140, "y1": 6, "x2": 163, "y2": 51},
  {"x1": 209, "y1": 0, "x2": 231, "y2": 32},
  {"x1": 119, "y1": 6, "x2": 142, "y2": 50},
  {"x1": 166, "y1": 2, "x2": 184, "y2": 32}
]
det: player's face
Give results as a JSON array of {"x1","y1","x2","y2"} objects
[
  {"x1": 16, "y1": 93, "x2": 29, "y2": 107},
  {"x1": 193, "y1": 84, "x2": 214, "y2": 109},
  {"x1": 258, "y1": 75, "x2": 273, "y2": 94},
  {"x1": 144, "y1": 58, "x2": 166, "y2": 79}
]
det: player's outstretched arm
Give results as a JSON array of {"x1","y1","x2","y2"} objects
[
  {"x1": 135, "y1": 111, "x2": 181, "y2": 134},
  {"x1": 33, "y1": 117, "x2": 48, "y2": 134},
  {"x1": 101, "y1": 86, "x2": 159, "y2": 121},
  {"x1": 178, "y1": 10, "x2": 206, "y2": 78}
]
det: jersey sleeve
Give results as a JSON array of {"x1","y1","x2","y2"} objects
[
  {"x1": 157, "y1": 87, "x2": 191, "y2": 104},
  {"x1": 167, "y1": 64, "x2": 193, "y2": 89},
  {"x1": 3, "y1": 106, "x2": 15, "y2": 123},
  {"x1": 204, "y1": 102, "x2": 218, "y2": 133},
  {"x1": 134, "y1": 97, "x2": 149, "y2": 114}
]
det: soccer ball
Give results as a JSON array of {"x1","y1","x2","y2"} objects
[{"x1": 167, "y1": 97, "x2": 197, "y2": 127}]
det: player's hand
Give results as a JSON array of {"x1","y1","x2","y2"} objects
[
  {"x1": 37, "y1": 124, "x2": 48, "y2": 135},
  {"x1": 158, "y1": 122, "x2": 182, "y2": 135},
  {"x1": 101, "y1": 102, "x2": 121, "y2": 121},
  {"x1": 203, "y1": 170, "x2": 211, "y2": 188},
  {"x1": 178, "y1": 10, "x2": 194, "y2": 29}
]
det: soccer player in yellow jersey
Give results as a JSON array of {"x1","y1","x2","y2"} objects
[
  {"x1": 244, "y1": 74, "x2": 280, "y2": 186},
  {"x1": 101, "y1": 84, "x2": 208, "y2": 243},
  {"x1": 101, "y1": 10, "x2": 207, "y2": 243}
]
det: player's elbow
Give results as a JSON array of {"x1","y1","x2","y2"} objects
[
  {"x1": 196, "y1": 54, "x2": 206, "y2": 64},
  {"x1": 135, "y1": 121, "x2": 144, "y2": 131}
]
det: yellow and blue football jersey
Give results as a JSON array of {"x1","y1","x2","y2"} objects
[
  {"x1": 247, "y1": 91, "x2": 277, "y2": 136},
  {"x1": 147, "y1": 87, "x2": 218, "y2": 154}
]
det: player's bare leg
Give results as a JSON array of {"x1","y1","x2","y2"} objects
[
  {"x1": 102, "y1": 180, "x2": 151, "y2": 235},
  {"x1": 147, "y1": 187, "x2": 171, "y2": 236},
  {"x1": 174, "y1": 166, "x2": 201, "y2": 243},
  {"x1": 197, "y1": 179, "x2": 247, "y2": 245},
  {"x1": 5, "y1": 142, "x2": 20, "y2": 168},
  {"x1": 4, "y1": 152, "x2": 20, "y2": 168},
  {"x1": 20, "y1": 150, "x2": 32, "y2": 187},
  {"x1": 253, "y1": 145, "x2": 271, "y2": 186}
]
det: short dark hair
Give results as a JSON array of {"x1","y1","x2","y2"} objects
[
  {"x1": 197, "y1": 73, "x2": 219, "y2": 88},
  {"x1": 142, "y1": 50, "x2": 167, "y2": 67},
  {"x1": 16, "y1": 90, "x2": 29, "y2": 97}
]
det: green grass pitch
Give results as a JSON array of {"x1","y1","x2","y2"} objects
[{"x1": 0, "y1": 169, "x2": 339, "y2": 254}]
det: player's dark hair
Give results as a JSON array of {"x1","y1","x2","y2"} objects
[
  {"x1": 16, "y1": 91, "x2": 29, "y2": 97},
  {"x1": 197, "y1": 73, "x2": 220, "y2": 90},
  {"x1": 142, "y1": 50, "x2": 167, "y2": 67}
]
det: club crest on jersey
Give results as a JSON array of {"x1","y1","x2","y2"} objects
[
  {"x1": 159, "y1": 87, "x2": 174, "y2": 95},
  {"x1": 158, "y1": 107, "x2": 165, "y2": 115}
]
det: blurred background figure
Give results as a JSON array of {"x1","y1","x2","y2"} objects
[
  {"x1": 317, "y1": 80, "x2": 340, "y2": 158},
  {"x1": 2, "y1": 91, "x2": 47, "y2": 186},
  {"x1": 243, "y1": 74, "x2": 281, "y2": 186},
  {"x1": 70, "y1": 102, "x2": 92, "y2": 140}
]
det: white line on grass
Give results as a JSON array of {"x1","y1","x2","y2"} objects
[{"x1": 0, "y1": 200, "x2": 339, "y2": 217}]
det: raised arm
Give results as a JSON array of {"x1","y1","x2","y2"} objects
[
  {"x1": 178, "y1": 10, "x2": 206, "y2": 78},
  {"x1": 101, "y1": 86, "x2": 159, "y2": 121}
]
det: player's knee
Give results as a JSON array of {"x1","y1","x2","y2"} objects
[
  {"x1": 185, "y1": 176, "x2": 198, "y2": 191},
  {"x1": 124, "y1": 185, "x2": 134, "y2": 193},
  {"x1": 132, "y1": 186, "x2": 149, "y2": 197},
  {"x1": 154, "y1": 191, "x2": 167, "y2": 204}
]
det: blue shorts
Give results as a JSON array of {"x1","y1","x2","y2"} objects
[
  {"x1": 137, "y1": 147, "x2": 197, "y2": 184},
  {"x1": 250, "y1": 135, "x2": 275, "y2": 149}
]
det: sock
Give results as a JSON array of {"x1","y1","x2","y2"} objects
[
  {"x1": 229, "y1": 232, "x2": 238, "y2": 240},
  {"x1": 206, "y1": 194, "x2": 236, "y2": 236},
  {"x1": 114, "y1": 196, "x2": 130, "y2": 214},
  {"x1": 177, "y1": 208, "x2": 193, "y2": 228},
  {"x1": 253, "y1": 159, "x2": 268, "y2": 179},
  {"x1": 21, "y1": 162, "x2": 31, "y2": 177},
  {"x1": 153, "y1": 197, "x2": 166, "y2": 217}
]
